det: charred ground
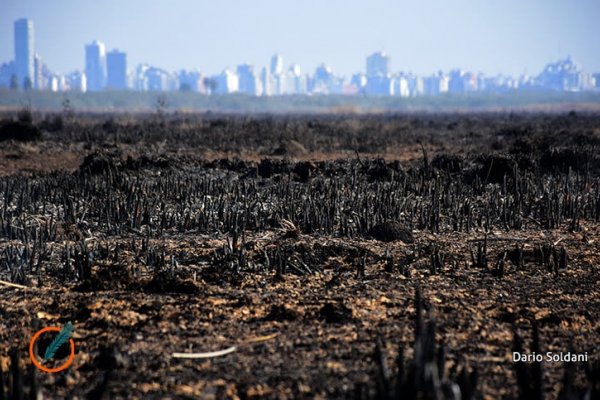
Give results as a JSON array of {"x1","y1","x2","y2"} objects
[{"x1": 1, "y1": 112, "x2": 600, "y2": 399}]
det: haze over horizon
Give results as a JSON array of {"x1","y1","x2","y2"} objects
[{"x1": 1, "y1": 0, "x2": 599, "y2": 78}]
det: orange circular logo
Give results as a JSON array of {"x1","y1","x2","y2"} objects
[{"x1": 29, "y1": 326, "x2": 75, "y2": 373}]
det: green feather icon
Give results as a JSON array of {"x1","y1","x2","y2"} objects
[{"x1": 43, "y1": 322, "x2": 73, "y2": 361}]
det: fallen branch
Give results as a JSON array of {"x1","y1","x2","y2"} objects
[
  {"x1": 172, "y1": 333, "x2": 278, "y2": 359},
  {"x1": 0, "y1": 279, "x2": 29, "y2": 289},
  {"x1": 172, "y1": 346, "x2": 237, "y2": 359},
  {"x1": 241, "y1": 333, "x2": 279, "y2": 345},
  {"x1": 467, "y1": 237, "x2": 527, "y2": 243}
]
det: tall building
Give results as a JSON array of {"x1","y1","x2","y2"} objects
[
  {"x1": 365, "y1": 52, "x2": 392, "y2": 96},
  {"x1": 106, "y1": 49, "x2": 127, "y2": 90},
  {"x1": 448, "y1": 70, "x2": 466, "y2": 93},
  {"x1": 536, "y1": 57, "x2": 585, "y2": 91},
  {"x1": 366, "y1": 75, "x2": 395, "y2": 96},
  {"x1": 145, "y1": 67, "x2": 172, "y2": 91},
  {"x1": 85, "y1": 40, "x2": 106, "y2": 91},
  {"x1": 33, "y1": 54, "x2": 42, "y2": 89},
  {"x1": 178, "y1": 70, "x2": 205, "y2": 93},
  {"x1": 423, "y1": 73, "x2": 449, "y2": 96},
  {"x1": 66, "y1": 71, "x2": 87, "y2": 92},
  {"x1": 0, "y1": 62, "x2": 16, "y2": 88},
  {"x1": 261, "y1": 67, "x2": 273, "y2": 96},
  {"x1": 48, "y1": 74, "x2": 67, "y2": 92},
  {"x1": 286, "y1": 64, "x2": 307, "y2": 94},
  {"x1": 214, "y1": 69, "x2": 239, "y2": 94},
  {"x1": 270, "y1": 54, "x2": 283, "y2": 76},
  {"x1": 14, "y1": 18, "x2": 34, "y2": 89},
  {"x1": 406, "y1": 74, "x2": 424, "y2": 96},
  {"x1": 395, "y1": 76, "x2": 409, "y2": 97},
  {"x1": 351, "y1": 73, "x2": 367, "y2": 94},
  {"x1": 237, "y1": 64, "x2": 260, "y2": 95},
  {"x1": 309, "y1": 64, "x2": 334, "y2": 94},
  {"x1": 366, "y1": 51, "x2": 390, "y2": 77},
  {"x1": 134, "y1": 64, "x2": 150, "y2": 91}
]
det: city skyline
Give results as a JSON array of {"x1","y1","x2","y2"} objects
[
  {"x1": 1, "y1": 18, "x2": 598, "y2": 97},
  {"x1": 1, "y1": 0, "x2": 599, "y2": 78}
]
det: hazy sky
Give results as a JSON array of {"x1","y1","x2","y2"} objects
[{"x1": 1, "y1": 0, "x2": 599, "y2": 77}]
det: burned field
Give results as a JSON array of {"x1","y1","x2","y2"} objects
[{"x1": 1, "y1": 112, "x2": 600, "y2": 399}]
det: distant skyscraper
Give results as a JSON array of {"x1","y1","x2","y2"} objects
[
  {"x1": 448, "y1": 70, "x2": 466, "y2": 93},
  {"x1": 237, "y1": 64, "x2": 260, "y2": 95},
  {"x1": 274, "y1": 64, "x2": 305, "y2": 95},
  {"x1": 366, "y1": 51, "x2": 390, "y2": 77},
  {"x1": 67, "y1": 71, "x2": 87, "y2": 92},
  {"x1": 270, "y1": 54, "x2": 283, "y2": 76},
  {"x1": 145, "y1": 67, "x2": 172, "y2": 91},
  {"x1": 286, "y1": 64, "x2": 307, "y2": 94},
  {"x1": 134, "y1": 64, "x2": 150, "y2": 91},
  {"x1": 423, "y1": 73, "x2": 449, "y2": 96},
  {"x1": 351, "y1": 73, "x2": 367, "y2": 94},
  {"x1": 404, "y1": 74, "x2": 424, "y2": 96},
  {"x1": 365, "y1": 75, "x2": 395, "y2": 96},
  {"x1": 365, "y1": 52, "x2": 392, "y2": 96},
  {"x1": 312, "y1": 64, "x2": 335, "y2": 94},
  {"x1": 261, "y1": 67, "x2": 273, "y2": 96},
  {"x1": 14, "y1": 18, "x2": 34, "y2": 89},
  {"x1": 178, "y1": 70, "x2": 205, "y2": 93},
  {"x1": 314, "y1": 64, "x2": 333, "y2": 82},
  {"x1": 395, "y1": 76, "x2": 409, "y2": 97},
  {"x1": 33, "y1": 54, "x2": 43, "y2": 89},
  {"x1": 537, "y1": 57, "x2": 587, "y2": 91},
  {"x1": 85, "y1": 40, "x2": 106, "y2": 91},
  {"x1": 106, "y1": 49, "x2": 127, "y2": 90},
  {"x1": 214, "y1": 69, "x2": 239, "y2": 94},
  {"x1": 0, "y1": 62, "x2": 16, "y2": 88}
]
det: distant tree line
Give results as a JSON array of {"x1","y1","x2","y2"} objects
[{"x1": 0, "y1": 88, "x2": 599, "y2": 113}]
